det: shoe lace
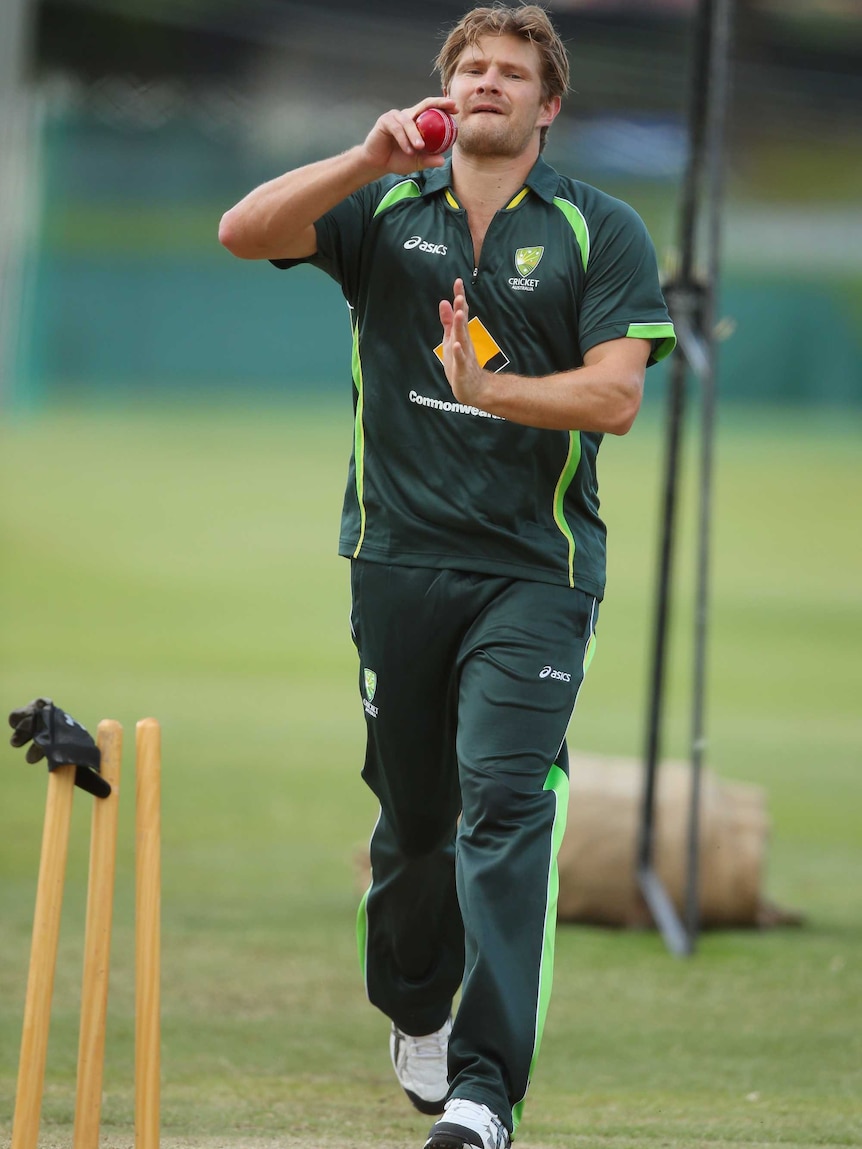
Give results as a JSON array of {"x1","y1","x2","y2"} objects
[{"x1": 405, "y1": 1025, "x2": 449, "y2": 1060}]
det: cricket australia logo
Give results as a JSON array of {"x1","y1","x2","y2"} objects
[
  {"x1": 510, "y1": 246, "x2": 544, "y2": 292},
  {"x1": 363, "y1": 668, "x2": 379, "y2": 718}
]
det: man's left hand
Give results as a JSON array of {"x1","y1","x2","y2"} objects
[{"x1": 439, "y1": 278, "x2": 493, "y2": 411}]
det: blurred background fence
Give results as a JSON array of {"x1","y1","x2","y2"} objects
[{"x1": 2, "y1": 0, "x2": 860, "y2": 409}]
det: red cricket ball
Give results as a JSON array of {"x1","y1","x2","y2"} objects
[{"x1": 416, "y1": 108, "x2": 458, "y2": 155}]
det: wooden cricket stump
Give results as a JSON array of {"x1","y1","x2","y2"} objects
[
  {"x1": 11, "y1": 763, "x2": 76, "y2": 1149},
  {"x1": 10, "y1": 717, "x2": 162, "y2": 1149},
  {"x1": 135, "y1": 719, "x2": 161, "y2": 1149},
  {"x1": 73, "y1": 720, "x2": 123, "y2": 1149}
]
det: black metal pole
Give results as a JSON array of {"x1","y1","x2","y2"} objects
[
  {"x1": 637, "y1": 332, "x2": 689, "y2": 956},
  {"x1": 684, "y1": 0, "x2": 732, "y2": 946},
  {"x1": 638, "y1": 0, "x2": 732, "y2": 956}
]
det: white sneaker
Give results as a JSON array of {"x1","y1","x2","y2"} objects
[
  {"x1": 424, "y1": 1098, "x2": 511, "y2": 1149},
  {"x1": 390, "y1": 1015, "x2": 452, "y2": 1115}
]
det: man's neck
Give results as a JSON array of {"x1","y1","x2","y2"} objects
[{"x1": 450, "y1": 147, "x2": 540, "y2": 219}]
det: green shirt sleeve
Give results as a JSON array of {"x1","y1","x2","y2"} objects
[
  {"x1": 307, "y1": 186, "x2": 378, "y2": 305},
  {"x1": 577, "y1": 196, "x2": 675, "y2": 365},
  {"x1": 271, "y1": 181, "x2": 380, "y2": 306}
]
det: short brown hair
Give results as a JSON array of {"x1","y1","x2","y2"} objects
[{"x1": 435, "y1": 4, "x2": 570, "y2": 148}]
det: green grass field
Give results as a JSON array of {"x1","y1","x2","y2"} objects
[{"x1": 1, "y1": 403, "x2": 860, "y2": 1149}]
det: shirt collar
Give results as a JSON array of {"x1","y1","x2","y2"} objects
[
  {"x1": 420, "y1": 158, "x2": 455, "y2": 196},
  {"x1": 523, "y1": 155, "x2": 562, "y2": 203},
  {"x1": 419, "y1": 154, "x2": 561, "y2": 204}
]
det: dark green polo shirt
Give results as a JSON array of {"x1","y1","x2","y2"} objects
[{"x1": 274, "y1": 155, "x2": 674, "y2": 598}]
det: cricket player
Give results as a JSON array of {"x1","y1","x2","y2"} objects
[{"x1": 220, "y1": 6, "x2": 675, "y2": 1147}]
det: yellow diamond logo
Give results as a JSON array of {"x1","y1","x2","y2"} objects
[{"x1": 434, "y1": 316, "x2": 510, "y2": 373}]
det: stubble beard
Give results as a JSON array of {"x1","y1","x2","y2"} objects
[{"x1": 456, "y1": 113, "x2": 537, "y2": 159}]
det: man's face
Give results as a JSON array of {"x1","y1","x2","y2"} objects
[{"x1": 447, "y1": 33, "x2": 560, "y2": 159}]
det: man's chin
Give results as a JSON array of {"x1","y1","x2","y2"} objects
[{"x1": 457, "y1": 122, "x2": 524, "y2": 158}]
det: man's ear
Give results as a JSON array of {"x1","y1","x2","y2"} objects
[{"x1": 539, "y1": 94, "x2": 562, "y2": 129}]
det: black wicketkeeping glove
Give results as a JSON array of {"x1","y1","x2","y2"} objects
[{"x1": 8, "y1": 698, "x2": 111, "y2": 799}]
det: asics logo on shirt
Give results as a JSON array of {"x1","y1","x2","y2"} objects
[
  {"x1": 539, "y1": 665, "x2": 571, "y2": 682},
  {"x1": 403, "y1": 235, "x2": 448, "y2": 255}
]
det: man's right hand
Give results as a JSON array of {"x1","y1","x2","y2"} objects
[{"x1": 359, "y1": 97, "x2": 459, "y2": 175}]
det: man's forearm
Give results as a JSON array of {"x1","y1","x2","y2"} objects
[
  {"x1": 218, "y1": 146, "x2": 385, "y2": 261},
  {"x1": 220, "y1": 97, "x2": 454, "y2": 260},
  {"x1": 439, "y1": 278, "x2": 649, "y2": 434},
  {"x1": 468, "y1": 363, "x2": 644, "y2": 435}
]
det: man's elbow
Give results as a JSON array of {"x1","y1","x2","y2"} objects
[
  {"x1": 218, "y1": 210, "x2": 243, "y2": 256},
  {"x1": 218, "y1": 209, "x2": 258, "y2": 259},
  {"x1": 606, "y1": 379, "x2": 643, "y2": 436}
]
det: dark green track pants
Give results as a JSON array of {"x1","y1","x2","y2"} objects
[{"x1": 351, "y1": 561, "x2": 598, "y2": 1135}]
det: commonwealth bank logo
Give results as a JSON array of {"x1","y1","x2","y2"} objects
[
  {"x1": 434, "y1": 316, "x2": 510, "y2": 373},
  {"x1": 515, "y1": 246, "x2": 544, "y2": 277}
]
